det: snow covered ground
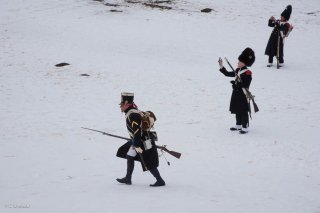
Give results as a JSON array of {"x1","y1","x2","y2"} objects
[{"x1": 1, "y1": 0, "x2": 320, "y2": 212}]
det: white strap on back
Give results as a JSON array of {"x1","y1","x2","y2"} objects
[
  {"x1": 238, "y1": 68, "x2": 248, "y2": 76},
  {"x1": 126, "y1": 109, "x2": 143, "y2": 121},
  {"x1": 235, "y1": 68, "x2": 248, "y2": 81}
]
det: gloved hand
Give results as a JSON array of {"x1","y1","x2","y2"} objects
[{"x1": 134, "y1": 147, "x2": 143, "y2": 154}]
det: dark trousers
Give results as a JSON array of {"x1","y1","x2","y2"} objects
[
  {"x1": 125, "y1": 155, "x2": 164, "y2": 182},
  {"x1": 150, "y1": 168, "x2": 164, "y2": 182},
  {"x1": 125, "y1": 155, "x2": 135, "y2": 180},
  {"x1": 236, "y1": 113, "x2": 249, "y2": 128},
  {"x1": 269, "y1": 55, "x2": 284, "y2": 64}
]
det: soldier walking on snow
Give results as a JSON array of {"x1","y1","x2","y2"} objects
[
  {"x1": 265, "y1": 5, "x2": 293, "y2": 68},
  {"x1": 116, "y1": 92, "x2": 165, "y2": 187},
  {"x1": 218, "y1": 48, "x2": 255, "y2": 134}
]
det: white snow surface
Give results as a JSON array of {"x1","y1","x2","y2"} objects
[{"x1": 1, "y1": 0, "x2": 320, "y2": 212}]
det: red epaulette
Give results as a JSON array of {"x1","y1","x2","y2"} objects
[{"x1": 245, "y1": 70, "x2": 252, "y2": 75}]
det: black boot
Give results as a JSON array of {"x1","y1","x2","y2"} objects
[
  {"x1": 230, "y1": 125, "x2": 241, "y2": 131},
  {"x1": 116, "y1": 155, "x2": 134, "y2": 185},
  {"x1": 149, "y1": 168, "x2": 165, "y2": 187},
  {"x1": 116, "y1": 177, "x2": 132, "y2": 185},
  {"x1": 230, "y1": 127, "x2": 241, "y2": 131},
  {"x1": 239, "y1": 127, "x2": 248, "y2": 134},
  {"x1": 150, "y1": 180, "x2": 165, "y2": 187}
]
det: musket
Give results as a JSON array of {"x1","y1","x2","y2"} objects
[
  {"x1": 155, "y1": 145, "x2": 181, "y2": 159},
  {"x1": 277, "y1": 30, "x2": 280, "y2": 69},
  {"x1": 224, "y1": 58, "x2": 259, "y2": 114},
  {"x1": 277, "y1": 22, "x2": 293, "y2": 68},
  {"x1": 82, "y1": 127, "x2": 157, "y2": 170},
  {"x1": 81, "y1": 127, "x2": 181, "y2": 159},
  {"x1": 82, "y1": 127, "x2": 130, "y2": 140}
]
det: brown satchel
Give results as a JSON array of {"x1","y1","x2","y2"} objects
[{"x1": 141, "y1": 111, "x2": 157, "y2": 131}]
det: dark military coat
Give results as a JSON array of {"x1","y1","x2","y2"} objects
[
  {"x1": 219, "y1": 66, "x2": 252, "y2": 114},
  {"x1": 265, "y1": 19, "x2": 291, "y2": 58},
  {"x1": 116, "y1": 106, "x2": 159, "y2": 171}
]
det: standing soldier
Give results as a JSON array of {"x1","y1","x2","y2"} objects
[
  {"x1": 265, "y1": 5, "x2": 293, "y2": 68},
  {"x1": 218, "y1": 48, "x2": 255, "y2": 134},
  {"x1": 116, "y1": 92, "x2": 165, "y2": 187}
]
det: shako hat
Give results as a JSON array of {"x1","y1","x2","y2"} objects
[
  {"x1": 238, "y1": 47, "x2": 255, "y2": 67},
  {"x1": 281, "y1": 5, "x2": 292, "y2": 21},
  {"x1": 120, "y1": 92, "x2": 134, "y2": 105}
]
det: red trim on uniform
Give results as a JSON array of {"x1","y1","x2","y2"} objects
[
  {"x1": 127, "y1": 103, "x2": 138, "y2": 109},
  {"x1": 245, "y1": 70, "x2": 252, "y2": 75}
]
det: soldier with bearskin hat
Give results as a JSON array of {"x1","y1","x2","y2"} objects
[
  {"x1": 218, "y1": 48, "x2": 255, "y2": 134},
  {"x1": 265, "y1": 5, "x2": 293, "y2": 68},
  {"x1": 116, "y1": 92, "x2": 165, "y2": 187}
]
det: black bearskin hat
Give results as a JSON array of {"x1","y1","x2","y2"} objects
[
  {"x1": 281, "y1": 5, "x2": 292, "y2": 21},
  {"x1": 120, "y1": 92, "x2": 134, "y2": 105},
  {"x1": 238, "y1": 48, "x2": 255, "y2": 67}
]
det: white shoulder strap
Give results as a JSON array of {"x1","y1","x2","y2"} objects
[
  {"x1": 235, "y1": 68, "x2": 248, "y2": 81},
  {"x1": 238, "y1": 68, "x2": 248, "y2": 76}
]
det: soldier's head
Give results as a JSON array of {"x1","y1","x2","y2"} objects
[
  {"x1": 238, "y1": 47, "x2": 255, "y2": 67},
  {"x1": 281, "y1": 5, "x2": 292, "y2": 21},
  {"x1": 120, "y1": 92, "x2": 134, "y2": 112}
]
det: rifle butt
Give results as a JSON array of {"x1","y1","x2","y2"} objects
[
  {"x1": 156, "y1": 146, "x2": 182, "y2": 159},
  {"x1": 168, "y1": 151, "x2": 181, "y2": 159}
]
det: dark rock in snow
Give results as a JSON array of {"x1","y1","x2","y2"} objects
[
  {"x1": 80, "y1": 74, "x2": 90, "y2": 77},
  {"x1": 110, "y1": 9, "x2": 123, "y2": 12},
  {"x1": 105, "y1": 3, "x2": 120, "y2": 7},
  {"x1": 143, "y1": 3, "x2": 172, "y2": 10},
  {"x1": 306, "y1": 11, "x2": 320, "y2": 15},
  {"x1": 55, "y1": 62, "x2": 70, "y2": 67},
  {"x1": 153, "y1": 0, "x2": 173, "y2": 3},
  {"x1": 201, "y1": 8, "x2": 213, "y2": 13},
  {"x1": 126, "y1": 0, "x2": 140, "y2": 4}
]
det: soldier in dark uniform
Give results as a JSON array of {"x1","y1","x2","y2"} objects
[
  {"x1": 218, "y1": 48, "x2": 255, "y2": 134},
  {"x1": 265, "y1": 5, "x2": 293, "y2": 67},
  {"x1": 116, "y1": 92, "x2": 165, "y2": 187}
]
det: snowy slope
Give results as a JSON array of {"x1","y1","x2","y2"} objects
[{"x1": 1, "y1": 0, "x2": 320, "y2": 212}]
